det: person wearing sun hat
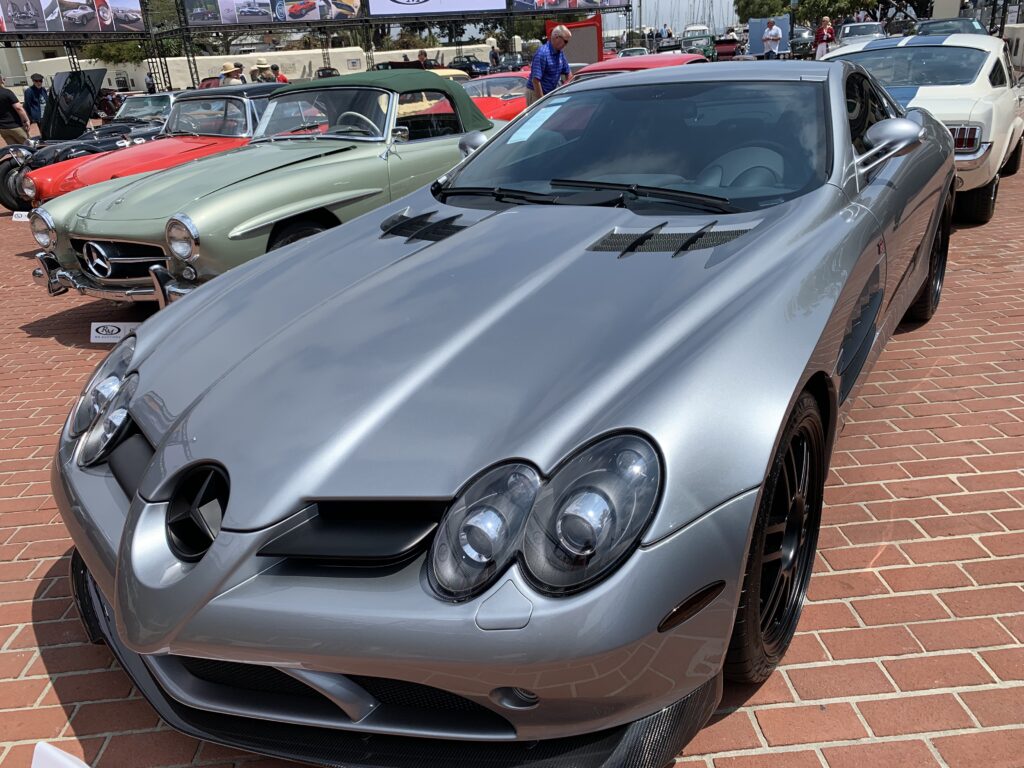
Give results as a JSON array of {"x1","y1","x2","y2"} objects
[
  {"x1": 220, "y1": 62, "x2": 243, "y2": 86},
  {"x1": 250, "y1": 57, "x2": 275, "y2": 83}
]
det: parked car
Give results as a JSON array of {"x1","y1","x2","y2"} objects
[
  {"x1": 0, "y1": 92, "x2": 177, "y2": 212},
  {"x1": 113, "y1": 7, "x2": 143, "y2": 23},
  {"x1": 679, "y1": 34, "x2": 718, "y2": 60},
  {"x1": 52, "y1": 59, "x2": 954, "y2": 768},
  {"x1": 914, "y1": 16, "x2": 989, "y2": 35},
  {"x1": 62, "y1": 5, "x2": 95, "y2": 24},
  {"x1": 287, "y1": 0, "x2": 316, "y2": 18},
  {"x1": 573, "y1": 53, "x2": 708, "y2": 82},
  {"x1": 617, "y1": 47, "x2": 649, "y2": 57},
  {"x1": 315, "y1": 66, "x2": 340, "y2": 78},
  {"x1": 20, "y1": 83, "x2": 279, "y2": 208},
  {"x1": 190, "y1": 7, "x2": 218, "y2": 20},
  {"x1": 461, "y1": 73, "x2": 529, "y2": 121},
  {"x1": 489, "y1": 53, "x2": 527, "y2": 73},
  {"x1": 31, "y1": 71, "x2": 498, "y2": 306},
  {"x1": 791, "y1": 24, "x2": 814, "y2": 58},
  {"x1": 237, "y1": 5, "x2": 270, "y2": 16},
  {"x1": 449, "y1": 54, "x2": 491, "y2": 78},
  {"x1": 833, "y1": 21, "x2": 886, "y2": 48},
  {"x1": 826, "y1": 33, "x2": 1023, "y2": 222}
]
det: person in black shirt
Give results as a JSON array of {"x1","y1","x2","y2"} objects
[{"x1": 0, "y1": 75, "x2": 31, "y2": 145}]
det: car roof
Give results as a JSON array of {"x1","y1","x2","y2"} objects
[
  {"x1": 273, "y1": 69, "x2": 493, "y2": 133},
  {"x1": 577, "y1": 53, "x2": 706, "y2": 74},
  {"x1": 178, "y1": 82, "x2": 282, "y2": 100},
  {"x1": 828, "y1": 32, "x2": 1004, "y2": 55},
  {"x1": 566, "y1": 60, "x2": 836, "y2": 93}
]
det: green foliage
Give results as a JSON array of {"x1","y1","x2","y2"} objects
[
  {"x1": 735, "y1": 0, "x2": 788, "y2": 23},
  {"x1": 81, "y1": 41, "x2": 148, "y2": 64},
  {"x1": 795, "y1": 0, "x2": 855, "y2": 25}
]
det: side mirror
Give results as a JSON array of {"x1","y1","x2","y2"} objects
[
  {"x1": 857, "y1": 117, "x2": 925, "y2": 173},
  {"x1": 458, "y1": 130, "x2": 487, "y2": 158},
  {"x1": 391, "y1": 126, "x2": 410, "y2": 143}
]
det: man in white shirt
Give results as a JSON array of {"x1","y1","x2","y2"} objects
[{"x1": 762, "y1": 19, "x2": 783, "y2": 60}]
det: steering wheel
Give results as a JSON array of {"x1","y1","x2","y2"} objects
[{"x1": 335, "y1": 111, "x2": 379, "y2": 134}]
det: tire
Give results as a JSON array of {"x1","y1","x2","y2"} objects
[
  {"x1": 725, "y1": 391, "x2": 825, "y2": 684},
  {"x1": 267, "y1": 221, "x2": 328, "y2": 251},
  {"x1": 0, "y1": 158, "x2": 31, "y2": 212},
  {"x1": 955, "y1": 173, "x2": 998, "y2": 224},
  {"x1": 1002, "y1": 138, "x2": 1022, "y2": 177},
  {"x1": 905, "y1": 193, "x2": 951, "y2": 323}
]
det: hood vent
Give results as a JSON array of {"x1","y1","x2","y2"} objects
[
  {"x1": 379, "y1": 209, "x2": 467, "y2": 243},
  {"x1": 589, "y1": 226, "x2": 750, "y2": 256},
  {"x1": 166, "y1": 466, "x2": 230, "y2": 563}
]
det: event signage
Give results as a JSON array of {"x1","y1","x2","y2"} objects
[
  {"x1": 510, "y1": 0, "x2": 629, "y2": 11},
  {"x1": 184, "y1": 0, "x2": 366, "y2": 26},
  {"x1": 0, "y1": 0, "x2": 146, "y2": 34},
  {"x1": 366, "y1": 0, "x2": 502, "y2": 16}
]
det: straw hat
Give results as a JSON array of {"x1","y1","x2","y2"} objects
[
  {"x1": 220, "y1": 62, "x2": 240, "y2": 74},
  {"x1": 255, "y1": 57, "x2": 271, "y2": 69}
]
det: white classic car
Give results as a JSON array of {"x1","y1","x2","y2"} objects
[{"x1": 826, "y1": 33, "x2": 1024, "y2": 223}]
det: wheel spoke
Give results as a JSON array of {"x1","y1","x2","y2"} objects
[
  {"x1": 761, "y1": 570, "x2": 790, "y2": 632},
  {"x1": 797, "y1": 436, "x2": 810, "y2": 497}
]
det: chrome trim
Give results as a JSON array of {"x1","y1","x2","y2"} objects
[
  {"x1": 149, "y1": 265, "x2": 193, "y2": 309},
  {"x1": 30, "y1": 208, "x2": 57, "y2": 248},
  {"x1": 954, "y1": 142, "x2": 993, "y2": 171},
  {"x1": 165, "y1": 214, "x2": 200, "y2": 263},
  {"x1": 33, "y1": 252, "x2": 156, "y2": 302}
]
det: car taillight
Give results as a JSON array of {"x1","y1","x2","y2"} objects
[{"x1": 948, "y1": 124, "x2": 981, "y2": 153}]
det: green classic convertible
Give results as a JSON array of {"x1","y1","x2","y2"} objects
[{"x1": 30, "y1": 70, "x2": 497, "y2": 307}]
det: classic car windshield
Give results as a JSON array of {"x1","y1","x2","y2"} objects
[
  {"x1": 835, "y1": 46, "x2": 989, "y2": 86},
  {"x1": 165, "y1": 98, "x2": 250, "y2": 136},
  {"x1": 916, "y1": 18, "x2": 987, "y2": 35},
  {"x1": 446, "y1": 80, "x2": 829, "y2": 212},
  {"x1": 254, "y1": 88, "x2": 389, "y2": 140},
  {"x1": 114, "y1": 95, "x2": 172, "y2": 122},
  {"x1": 463, "y1": 77, "x2": 529, "y2": 98},
  {"x1": 839, "y1": 23, "x2": 883, "y2": 37}
]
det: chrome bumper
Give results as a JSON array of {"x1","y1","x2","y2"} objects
[
  {"x1": 148, "y1": 265, "x2": 193, "y2": 310},
  {"x1": 32, "y1": 252, "x2": 157, "y2": 303},
  {"x1": 955, "y1": 142, "x2": 992, "y2": 172}
]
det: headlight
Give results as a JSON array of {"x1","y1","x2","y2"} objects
[
  {"x1": 78, "y1": 374, "x2": 138, "y2": 467},
  {"x1": 29, "y1": 208, "x2": 55, "y2": 249},
  {"x1": 68, "y1": 336, "x2": 136, "y2": 438},
  {"x1": 522, "y1": 434, "x2": 661, "y2": 596},
  {"x1": 429, "y1": 464, "x2": 541, "y2": 601},
  {"x1": 21, "y1": 175, "x2": 37, "y2": 201},
  {"x1": 165, "y1": 214, "x2": 199, "y2": 262}
]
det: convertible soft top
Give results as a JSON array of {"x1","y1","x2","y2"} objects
[{"x1": 276, "y1": 69, "x2": 494, "y2": 133}]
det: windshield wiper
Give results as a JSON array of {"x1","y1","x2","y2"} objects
[
  {"x1": 550, "y1": 179, "x2": 739, "y2": 213},
  {"x1": 435, "y1": 186, "x2": 559, "y2": 205},
  {"x1": 165, "y1": 130, "x2": 199, "y2": 137}
]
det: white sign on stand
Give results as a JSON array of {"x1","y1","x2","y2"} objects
[
  {"x1": 12, "y1": 211, "x2": 29, "y2": 222},
  {"x1": 90, "y1": 322, "x2": 141, "y2": 344}
]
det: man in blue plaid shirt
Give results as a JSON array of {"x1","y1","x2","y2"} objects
[{"x1": 529, "y1": 25, "x2": 573, "y2": 104}]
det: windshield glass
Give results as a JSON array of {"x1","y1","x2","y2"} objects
[
  {"x1": 254, "y1": 88, "x2": 390, "y2": 140},
  {"x1": 835, "y1": 46, "x2": 989, "y2": 86},
  {"x1": 840, "y1": 23, "x2": 882, "y2": 37},
  {"x1": 463, "y1": 77, "x2": 529, "y2": 98},
  {"x1": 684, "y1": 36, "x2": 712, "y2": 46},
  {"x1": 447, "y1": 80, "x2": 829, "y2": 212},
  {"x1": 165, "y1": 98, "x2": 250, "y2": 137},
  {"x1": 917, "y1": 18, "x2": 986, "y2": 34},
  {"x1": 114, "y1": 95, "x2": 171, "y2": 122}
]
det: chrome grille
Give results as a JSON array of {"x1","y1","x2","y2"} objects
[{"x1": 70, "y1": 239, "x2": 167, "y2": 282}]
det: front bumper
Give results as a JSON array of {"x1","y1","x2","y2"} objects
[
  {"x1": 149, "y1": 265, "x2": 194, "y2": 309},
  {"x1": 32, "y1": 252, "x2": 156, "y2": 303},
  {"x1": 53, "y1": 415, "x2": 752, "y2": 753}
]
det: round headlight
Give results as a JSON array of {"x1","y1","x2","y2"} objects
[
  {"x1": 165, "y1": 214, "x2": 199, "y2": 262},
  {"x1": 429, "y1": 464, "x2": 541, "y2": 601},
  {"x1": 78, "y1": 373, "x2": 138, "y2": 467},
  {"x1": 69, "y1": 336, "x2": 136, "y2": 437},
  {"x1": 29, "y1": 208, "x2": 55, "y2": 248},
  {"x1": 522, "y1": 434, "x2": 661, "y2": 596},
  {"x1": 21, "y1": 175, "x2": 37, "y2": 201}
]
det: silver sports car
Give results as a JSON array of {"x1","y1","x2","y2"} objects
[{"x1": 58, "y1": 62, "x2": 953, "y2": 767}]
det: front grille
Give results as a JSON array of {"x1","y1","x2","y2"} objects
[
  {"x1": 947, "y1": 124, "x2": 981, "y2": 153},
  {"x1": 70, "y1": 238, "x2": 167, "y2": 281},
  {"x1": 589, "y1": 228, "x2": 750, "y2": 254},
  {"x1": 180, "y1": 657, "x2": 320, "y2": 699},
  {"x1": 347, "y1": 675, "x2": 488, "y2": 715}
]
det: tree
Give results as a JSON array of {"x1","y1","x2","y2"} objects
[
  {"x1": 735, "y1": 0, "x2": 788, "y2": 23},
  {"x1": 795, "y1": 0, "x2": 855, "y2": 24}
]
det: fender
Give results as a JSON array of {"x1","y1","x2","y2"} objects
[{"x1": 228, "y1": 187, "x2": 385, "y2": 239}]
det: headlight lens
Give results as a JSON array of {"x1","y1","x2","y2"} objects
[
  {"x1": 429, "y1": 464, "x2": 541, "y2": 601},
  {"x1": 69, "y1": 336, "x2": 136, "y2": 438},
  {"x1": 522, "y1": 435, "x2": 661, "y2": 595},
  {"x1": 165, "y1": 215, "x2": 199, "y2": 262},
  {"x1": 77, "y1": 373, "x2": 138, "y2": 467},
  {"x1": 21, "y1": 175, "x2": 37, "y2": 201},
  {"x1": 29, "y1": 208, "x2": 55, "y2": 248}
]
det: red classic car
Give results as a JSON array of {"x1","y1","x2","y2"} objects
[
  {"x1": 22, "y1": 83, "x2": 279, "y2": 207},
  {"x1": 462, "y1": 73, "x2": 530, "y2": 121},
  {"x1": 287, "y1": 0, "x2": 317, "y2": 18},
  {"x1": 573, "y1": 52, "x2": 708, "y2": 81}
]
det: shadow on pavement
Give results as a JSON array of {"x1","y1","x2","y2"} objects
[{"x1": 19, "y1": 301, "x2": 154, "y2": 349}]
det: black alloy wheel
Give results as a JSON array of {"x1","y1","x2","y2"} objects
[
  {"x1": 267, "y1": 220, "x2": 329, "y2": 251},
  {"x1": 726, "y1": 391, "x2": 825, "y2": 684}
]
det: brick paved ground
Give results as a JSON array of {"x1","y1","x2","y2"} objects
[{"x1": 0, "y1": 177, "x2": 1023, "y2": 768}]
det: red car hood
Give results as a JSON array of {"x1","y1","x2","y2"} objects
[
  {"x1": 30, "y1": 135, "x2": 249, "y2": 203},
  {"x1": 470, "y1": 96, "x2": 527, "y2": 122}
]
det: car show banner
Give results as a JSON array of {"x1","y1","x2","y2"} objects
[
  {"x1": 0, "y1": 0, "x2": 145, "y2": 34},
  {"x1": 183, "y1": 0, "x2": 365, "y2": 26},
  {"x1": 509, "y1": 0, "x2": 629, "y2": 11},
  {"x1": 366, "y1": 0, "x2": 502, "y2": 16}
]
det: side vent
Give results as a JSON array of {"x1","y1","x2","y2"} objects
[
  {"x1": 380, "y1": 209, "x2": 467, "y2": 243},
  {"x1": 589, "y1": 227, "x2": 751, "y2": 256}
]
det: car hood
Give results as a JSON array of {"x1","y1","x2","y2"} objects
[
  {"x1": 76, "y1": 139, "x2": 362, "y2": 221},
  {"x1": 885, "y1": 84, "x2": 979, "y2": 118},
  {"x1": 471, "y1": 96, "x2": 526, "y2": 121},
  {"x1": 65, "y1": 135, "x2": 247, "y2": 193},
  {"x1": 132, "y1": 185, "x2": 843, "y2": 531}
]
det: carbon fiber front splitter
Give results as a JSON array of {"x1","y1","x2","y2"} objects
[{"x1": 74, "y1": 552, "x2": 721, "y2": 768}]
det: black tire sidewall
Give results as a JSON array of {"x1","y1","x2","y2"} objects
[
  {"x1": 0, "y1": 158, "x2": 31, "y2": 212},
  {"x1": 268, "y1": 223, "x2": 327, "y2": 251}
]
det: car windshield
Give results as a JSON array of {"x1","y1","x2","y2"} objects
[
  {"x1": 685, "y1": 36, "x2": 712, "y2": 46},
  {"x1": 840, "y1": 23, "x2": 883, "y2": 37},
  {"x1": 835, "y1": 46, "x2": 989, "y2": 86},
  {"x1": 114, "y1": 95, "x2": 171, "y2": 121},
  {"x1": 916, "y1": 18, "x2": 987, "y2": 34},
  {"x1": 444, "y1": 80, "x2": 829, "y2": 212},
  {"x1": 463, "y1": 77, "x2": 528, "y2": 98},
  {"x1": 254, "y1": 88, "x2": 389, "y2": 140},
  {"x1": 165, "y1": 98, "x2": 250, "y2": 136}
]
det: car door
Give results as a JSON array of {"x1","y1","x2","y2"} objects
[
  {"x1": 997, "y1": 48, "x2": 1024, "y2": 152},
  {"x1": 386, "y1": 89, "x2": 467, "y2": 200}
]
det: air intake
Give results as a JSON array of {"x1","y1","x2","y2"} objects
[
  {"x1": 166, "y1": 466, "x2": 229, "y2": 563},
  {"x1": 589, "y1": 227, "x2": 750, "y2": 256},
  {"x1": 379, "y1": 209, "x2": 467, "y2": 243}
]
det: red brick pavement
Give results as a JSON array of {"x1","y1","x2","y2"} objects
[{"x1": 1, "y1": 175, "x2": 1023, "y2": 767}]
